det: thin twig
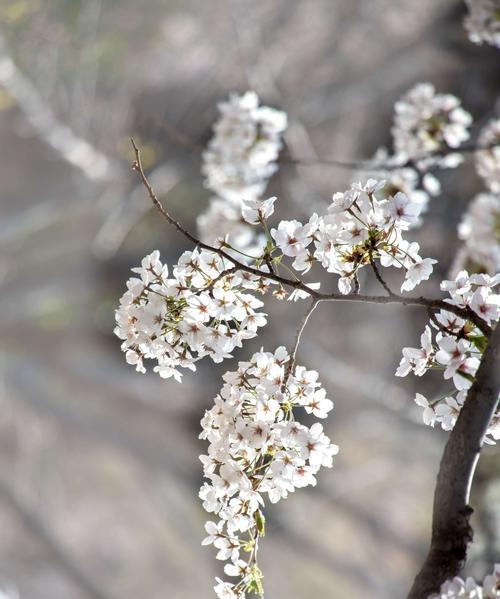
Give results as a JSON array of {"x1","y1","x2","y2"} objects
[
  {"x1": 130, "y1": 139, "x2": 491, "y2": 337},
  {"x1": 282, "y1": 298, "x2": 320, "y2": 387},
  {"x1": 280, "y1": 141, "x2": 500, "y2": 172},
  {"x1": 145, "y1": 112, "x2": 500, "y2": 173},
  {"x1": 199, "y1": 266, "x2": 240, "y2": 292}
]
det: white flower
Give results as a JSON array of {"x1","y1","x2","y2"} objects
[
  {"x1": 476, "y1": 119, "x2": 500, "y2": 193},
  {"x1": 271, "y1": 219, "x2": 315, "y2": 257},
  {"x1": 224, "y1": 559, "x2": 249, "y2": 577},
  {"x1": 352, "y1": 148, "x2": 433, "y2": 226},
  {"x1": 401, "y1": 258, "x2": 437, "y2": 292},
  {"x1": 197, "y1": 197, "x2": 266, "y2": 258},
  {"x1": 396, "y1": 326, "x2": 434, "y2": 376},
  {"x1": 202, "y1": 520, "x2": 225, "y2": 546},
  {"x1": 214, "y1": 577, "x2": 241, "y2": 599},
  {"x1": 329, "y1": 188, "x2": 360, "y2": 213},
  {"x1": 415, "y1": 393, "x2": 436, "y2": 426},
  {"x1": 241, "y1": 196, "x2": 276, "y2": 225},
  {"x1": 387, "y1": 191, "x2": 422, "y2": 229},
  {"x1": 429, "y1": 563, "x2": 500, "y2": 599},
  {"x1": 455, "y1": 193, "x2": 500, "y2": 276},
  {"x1": 469, "y1": 286, "x2": 500, "y2": 324},
  {"x1": 482, "y1": 564, "x2": 500, "y2": 597}
]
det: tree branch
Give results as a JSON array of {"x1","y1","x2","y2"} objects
[
  {"x1": 130, "y1": 139, "x2": 491, "y2": 337},
  {"x1": 407, "y1": 324, "x2": 500, "y2": 599},
  {"x1": 370, "y1": 254, "x2": 396, "y2": 297}
]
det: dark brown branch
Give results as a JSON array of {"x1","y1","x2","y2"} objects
[
  {"x1": 370, "y1": 254, "x2": 396, "y2": 297},
  {"x1": 130, "y1": 139, "x2": 491, "y2": 337},
  {"x1": 407, "y1": 324, "x2": 500, "y2": 599}
]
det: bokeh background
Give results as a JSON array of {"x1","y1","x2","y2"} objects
[{"x1": 0, "y1": 1, "x2": 499, "y2": 598}]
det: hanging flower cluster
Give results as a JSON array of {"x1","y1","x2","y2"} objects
[
  {"x1": 197, "y1": 91, "x2": 287, "y2": 255},
  {"x1": 476, "y1": 118, "x2": 500, "y2": 193},
  {"x1": 396, "y1": 270, "x2": 500, "y2": 442},
  {"x1": 117, "y1": 61, "x2": 500, "y2": 598},
  {"x1": 455, "y1": 192, "x2": 500, "y2": 275},
  {"x1": 114, "y1": 250, "x2": 268, "y2": 381},
  {"x1": 267, "y1": 178, "x2": 436, "y2": 294},
  {"x1": 429, "y1": 563, "x2": 500, "y2": 598},
  {"x1": 199, "y1": 347, "x2": 338, "y2": 599},
  {"x1": 391, "y1": 82, "x2": 472, "y2": 168},
  {"x1": 464, "y1": 0, "x2": 500, "y2": 48}
]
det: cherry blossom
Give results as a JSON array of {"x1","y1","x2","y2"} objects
[
  {"x1": 397, "y1": 270, "x2": 500, "y2": 442},
  {"x1": 464, "y1": 0, "x2": 500, "y2": 48},
  {"x1": 199, "y1": 347, "x2": 337, "y2": 599},
  {"x1": 455, "y1": 193, "x2": 500, "y2": 276},
  {"x1": 476, "y1": 119, "x2": 500, "y2": 193},
  {"x1": 429, "y1": 563, "x2": 500, "y2": 598},
  {"x1": 114, "y1": 250, "x2": 267, "y2": 381},
  {"x1": 391, "y1": 83, "x2": 472, "y2": 168},
  {"x1": 202, "y1": 91, "x2": 286, "y2": 203}
]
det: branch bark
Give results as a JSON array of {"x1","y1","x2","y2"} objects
[
  {"x1": 407, "y1": 323, "x2": 500, "y2": 599},
  {"x1": 130, "y1": 139, "x2": 491, "y2": 337}
]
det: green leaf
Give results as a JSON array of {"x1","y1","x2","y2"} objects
[
  {"x1": 468, "y1": 334, "x2": 488, "y2": 354},
  {"x1": 255, "y1": 509, "x2": 266, "y2": 537}
]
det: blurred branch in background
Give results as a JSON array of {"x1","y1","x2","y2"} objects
[{"x1": 0, "y1": 34, "x2": 118, "y2": 182}]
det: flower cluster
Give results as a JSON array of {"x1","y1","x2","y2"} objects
[
  {"x1": 197, "y1": 197, "x2": 267, "y2": 258},
  {"x1": 455, "y1": 193, "x2": 500, "y2": 275},
  {"x1": 202, "y1": 91, "x2": 287, "y2": 202},
  {"x1": 198, "y1": 92, "x2": 287, "y2": 255},
  {"x1": 429, "y1": 563, "x2": 500, "y2": 598},
  {"x1": 396, "y1": 270, "x2": 500, "y2": 442},
  {"x1": 476, "y1": 118, "x2": 500, "y2": 193},
  {"x1": 199, "y1": 347, "x2": 338, "y2": 599},
  {"x1": 353, "y1": 148, "x2": 440, "y2": 224},
  {"x1": 270, "y1": 178, "x2": 436, "y2": 294},
  {"x1": 114, "y1": 250, "x2": 268, "y2": 381},
  {"x1": 391, "y1": 83, "x2": 472, "y2": 168},
  {"x1": 464, "y1": 0, "x2": 500, "y2": 48}
]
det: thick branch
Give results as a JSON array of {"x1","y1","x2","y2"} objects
[
  {"x1": 407, "y1": 324, "x2": 500, "y2": 599},
  {"x1": 130, "y1": 139, "x2": 491, "y2": 336}
]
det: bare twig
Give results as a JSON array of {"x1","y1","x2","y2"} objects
[
  {"x1": 407, "y1": 324, "x2": 500, "y2": 599},
  {"x1": 143, "y1": 111, "x2": 500, "y2": 173},
  {"x1": 280, "y1": 141, "x2": 500, "y2": 172},
  {"x1": 130, "y1": 139, "x2": 491, "y2": 337},
  {"x1": 282, "y1": 298, "x2": 320, "y2": 387},
  {"x1": 370, "y1": 254, "x2": 396, "y2": 297}
]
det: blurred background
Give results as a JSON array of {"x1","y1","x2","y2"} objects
[{"x1": 0, "y1": 1, "x2": 499, "y2": 598}]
